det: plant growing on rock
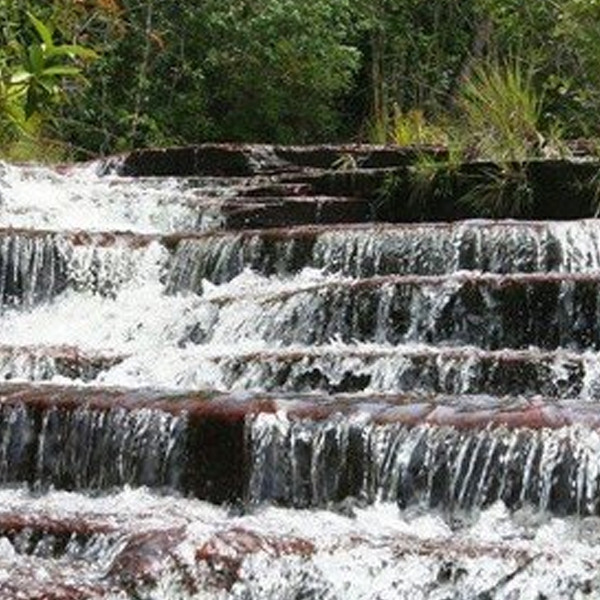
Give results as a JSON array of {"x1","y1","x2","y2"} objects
[
  {"x1": 460, "y1": 163, "x2": 534, "y2": 218},
  {"x1": 406, "y1": 146, "x2": 462, "y2": 208},
  {"x1": 390, "y1": 105, "x2": 449, "y2": 147},
  {"x1": 457, "y1": 59, "x2": 544, "y2": 162}
]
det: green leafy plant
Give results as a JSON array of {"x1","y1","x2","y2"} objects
[
  {"x1": 407, "y1": 155, "x2": 450, "y2": 209},
  {"x1": 460, "y1": 163, "x2": 534, "y2": 217},
  {"x1": 391, "y1": 106, "x2": 449, "y2": 147},
  {"x1": 0, "y1": 11, "x2": 96, "y2": 155},
  {"x1": 405, "y1": 143, "x2": 464, "y2": 206},
  {"x1": 332, "y1": 152, "x2": 359, "y2": 172},
  {"x1": 458, "y1": 60, "x2": 543, "y2": 162}
]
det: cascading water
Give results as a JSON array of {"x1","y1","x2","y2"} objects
[{"x1": 3, "y1": 146, "x2": 600, "y2": 598}]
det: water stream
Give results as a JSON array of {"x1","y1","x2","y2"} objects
[{"x1": 2, "y1": 153, "x2": 600, "y2": 598}]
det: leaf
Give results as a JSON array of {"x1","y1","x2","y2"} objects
[
  {"x1": 48, "y1": 45, "x2": 99, "y2": 61},
  {"x1": 27, "y1": 12, "x2": 55, "y2": 50},
  {"x1": 25, "y1": 88, "x2": 39, "y2": 119},
  {"x1": 42, "y1": 65, "x2": 82, "y2": 78},
  {"x1": 8, "y1": 70, "x2": 32, "y2": 85},
  {"x1": 27, "y1": 45, "x2": 44, "y2": 74},
  {"x1": 3, "y1": 101, "x2": 29, "y2": 132},
  {"x1": 37, "y1": 78, "x2": 58, "y2": 95}
]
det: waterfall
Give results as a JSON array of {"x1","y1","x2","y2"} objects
[
  {"x1": 247, "y1": 413, "x2": 600, "y2": 515},
  {"x1": 1, "y1": 147, "x2": 600, "y2": 598}
]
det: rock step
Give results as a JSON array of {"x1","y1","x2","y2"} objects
[
  {"x1": 167, "y1": 219, "x2": 600, "y2": 287},
  {"x1": 188, "y1": 272, "x2": 600, "y2": 351},
  {"x1": 113, "y1": 345, "x2": 594, "y2": 398},
  {"x1": 248, "y1": 401, "x2": 600, "y2": 513},
  {"x1": 310, "y1": 160, "x2": 600, "y2": 221},
  {"x1": 0, "y1": 499, "x2": 186, "y2": 599},
  {"x1": 217, "y1": 195, "x2": 372, "y2": 229},
  {"x1": 1, "y1": 382, "x2": 600, "y2": 510},
  {"x1": 191, "y1": 520, "x2": 600, "y2": 598},
  {"x1": 0, "y1": 383, "x2": 256, "y2": 501},
  {"x1": 237, "y1": 181, "x2": 314, "y2": 197},
  {"x1": 3, "y1": 222, "x2": 597, "y2": 311},
  {"x1": 113, "y1": 145, "x2": 600, "y2": 221},
  {"x1": 115, "y1": 144, "x2": 438, "y2": 177},
  {"x1": 7, "y1": 381, "x2": 589, "y2": 432},
  {"x1": 0, "y1": 344, "x2": 125, "y2": 383},
  {"x1": 0, "y1": 228, "x2": 163, "y2": 307},
  {"x1": 5, "y1": 215, "x2": 600, "y2": 307}
]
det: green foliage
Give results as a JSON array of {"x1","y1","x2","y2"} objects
[
  {"x1": 407, "y1": 155, "x2": 453, "y2": 209},
  {"x1": 5, "y1": 0, "x2": 600, "y2": 159},
  {"x1": 405, "y1": 143, "x2": 464, "y2": 209},
  {"x1": 457, "y1": 60, "x2": 543, "y2": 162},
  {"x1": 61, "y1": 0, "x2": 360, "y2": 154},
  {"x1": 11, "y1": 13, "x2": 96, "y2": 119},
  {"x1": 460, "y1": 163, "x2": 534, "y2": 217},
  {"x1": 0, "y1": 3, "x2": 97, "y2": 158},
  {"x1": 390, "y1": 107, "x2": 449, "y2": 146},
  {"x1": 198, "y1": 0, "x2": 359, "y2": 142},
  {"x1": 474, "y1": 0, "x2": 555, "y2": 59},
  {"x1": 550, "y1": 0, "x2": 600, "y2": 137},
  {"x1": 359, "y1": 0, "x2": 480, "y2": 115}
]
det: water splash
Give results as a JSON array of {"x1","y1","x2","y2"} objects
[
  {"x1": 4, "y1": 153, "x2": 600, "y2": 597},
  {"x1": 0, "y1": 487, "x2": 597, "y2": 599},
  {"x1": 0, "y1": 161, "x2": 239, "y2": 234}
]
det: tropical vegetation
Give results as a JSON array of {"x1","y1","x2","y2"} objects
[{"x1": 2, "y1": 0, "x2": 600, "y2": 160}]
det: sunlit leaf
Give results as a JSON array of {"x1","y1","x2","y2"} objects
[
  {"x1": 48, "y1": 45, "x2": 99, "y2": 61},
  {"x1": 27, "y1": 12, "x2": 55, "y2": 50},
  {"x1": 42, "y1": 66, "x2": 82, "y2": 78},
  {"x1": 27, "y1": 45, "x2": 44, "y2": 74},
  {"x1": 8, "y1": 70, "x2": 32, "y2": 85}
]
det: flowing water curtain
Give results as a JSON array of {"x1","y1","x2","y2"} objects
[{"x1": 246, "y1": 414, "x2": 600, "y2": 515}]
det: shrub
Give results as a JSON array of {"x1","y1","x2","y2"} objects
[{"x1": 457, "y1": 59, "x2": 543, "y2": 162}]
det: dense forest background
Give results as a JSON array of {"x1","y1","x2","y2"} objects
[{"x1": 2, "y1": 0, "x2": 600, "y2": 160}]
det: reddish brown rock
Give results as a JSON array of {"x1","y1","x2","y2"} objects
[
  {"x1": 108, "y1": 527, "x2": 191, "y2": 591},
  {"x1": 196, "y1": 527, "x2": 315, "y2": 590}
]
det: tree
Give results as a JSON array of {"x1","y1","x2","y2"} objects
[{"x1": 61, "y1": 0, "x2": 360, "y2": 153}]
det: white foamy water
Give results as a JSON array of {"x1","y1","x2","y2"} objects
[
  {"x1": 0, "y1": 487, "x2": 599, "y2": 599},
  {"x1": 91, "y1": 342, "x2": 600, "y2": 398},
  {"x1": 4, "y1": 260, "x2": 600, "y2": 399},
  {"x1": 0, "y1": 267, "x2": 344, "y2": 358},
  {"x1": 0, "y1": 161, "x2": 235, "y2": 234}
]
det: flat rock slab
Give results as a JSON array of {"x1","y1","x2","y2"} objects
[
  {"x1": 2, "y1": 381, "x2": 600, "y2": 427},
  {"x1": 0, "y1": 344, "x2": 125, "y2": 383},
  {"x1": 116, "y1": 144, "x2": 442, "y2": 177},
  {"x1": 111, "y1": 144, "x2": 600, "y2": 221},
  {"x1": 153, "y1": 345, "x2": 589, "y2": 398},
  {"x1": 1, "y1": 383, "x2": 600, "y2": 511},
  {"x1": 190, "y1": 271, "x2": 600, "y2": 350},
  {"x1": 166, "y1": 219, "x2": 600, "y2": 289}
]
